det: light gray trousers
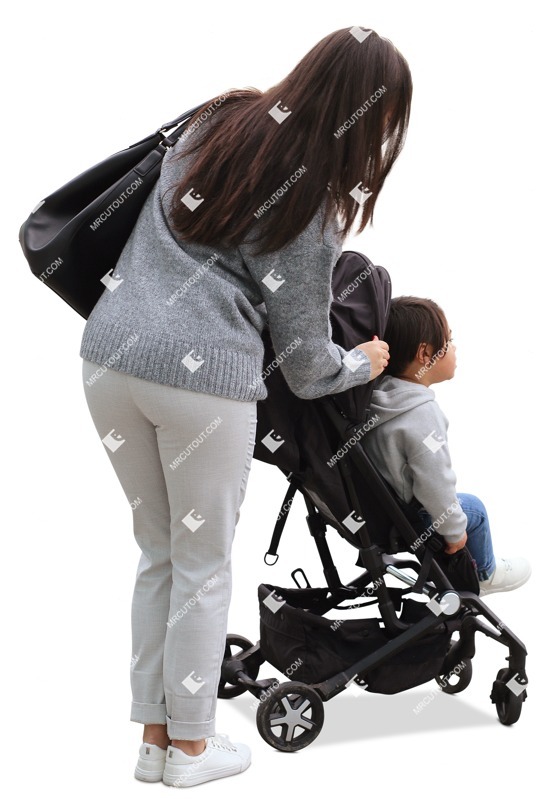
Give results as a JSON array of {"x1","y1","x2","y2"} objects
[{"x1": 81, "y1": 358, "x2": 257, "y2": 740}]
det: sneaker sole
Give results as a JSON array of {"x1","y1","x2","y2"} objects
[
  {"x1": 135, "y1": 764, "x2": 166, "y2": 782},
  {"x1": 163, "y1": 758, "x2": 251, "y2": 787}
]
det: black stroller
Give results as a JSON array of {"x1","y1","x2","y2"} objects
[{"x1": 218, "y1": 250, "x2": 528, "y2": 752}]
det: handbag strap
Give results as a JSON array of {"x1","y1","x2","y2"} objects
[
  {"x1": 131, "y1": 98, "x2": 219, "y2": 181},
  {"x1": 157, "y1": 99, "x2": 217, "y2": 137}
]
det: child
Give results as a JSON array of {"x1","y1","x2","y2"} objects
[{"x1": 363, "y1": 296, "x2": 531, "y2": 596}]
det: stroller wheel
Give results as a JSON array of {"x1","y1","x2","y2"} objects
[
  {"x1": 491, "y1": 668, "x2": 527, "y2": 725},
  {"x1": 218, "y1": 634, "x2": 260, "y2": 699},
  {"x1": 435, "y1": 657, "x2": 473, "y2": 694},
  {"x1": 256, "y1": 681, "x2": 324, "y2": 752}
]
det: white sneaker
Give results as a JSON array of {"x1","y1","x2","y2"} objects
[
  {"x1": 479, "y1": 557, "x2": 531, "y2": 596},
  {"x1": 134, "y1": 742, "x2": 167, "y2": 782},
  {"x1": 163, "y1": 733, "x2": 251, "y2": 788}
]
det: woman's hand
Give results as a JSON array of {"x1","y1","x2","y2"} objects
[
  {"x1": 444, "y1": 531, "x2": 468, "y2": 554},
  {"x1": 355, "y1": 335, "x2": 390, "y2": 380}
]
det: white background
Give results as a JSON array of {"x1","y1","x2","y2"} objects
[{"x1": 3, "y1": 1, "x2": 542, "y2": 795}]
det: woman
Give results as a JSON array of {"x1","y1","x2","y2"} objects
[{"x1": 80, "y1": 25, "x2": 412, "y2": 787}]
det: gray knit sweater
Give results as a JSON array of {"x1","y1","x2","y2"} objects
[{"x1": 79, "y1": 118, "x2": 372, "y2": 402}]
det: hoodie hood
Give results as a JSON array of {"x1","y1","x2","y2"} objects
[{"x1": 369, "y1": 375, "x2": 435, "y2": 426}]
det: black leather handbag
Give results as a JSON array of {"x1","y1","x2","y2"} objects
[{"x1": 18, "y1": 100, "x2": 211, "y2": 319}]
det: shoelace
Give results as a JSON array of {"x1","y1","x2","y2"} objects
[{"x1": 207, "y1": 733, "x2": 237, "y2": 752}]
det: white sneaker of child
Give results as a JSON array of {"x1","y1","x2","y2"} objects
[
  {"x1": 479, "y1": 557, "x2": 531, "y2": 596},
  {"x1": 162, "y1": 733, "x2": 251, "y2": 787}
]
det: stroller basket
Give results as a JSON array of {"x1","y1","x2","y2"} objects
[{"x1": 258, "y1": 583, "x2": 451, "y2": 695}]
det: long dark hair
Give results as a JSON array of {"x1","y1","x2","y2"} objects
[{"x1": 164, "y1": 26, "x2": 412, "y2": 255}]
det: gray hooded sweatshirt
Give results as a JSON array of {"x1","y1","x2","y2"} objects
[{"x1": 364, "y1": 375, "x2": 467, "y2": 543}]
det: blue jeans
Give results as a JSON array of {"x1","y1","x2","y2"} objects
[{"x1": 416, "y1": 492, "x2": 496, "y2": 581}]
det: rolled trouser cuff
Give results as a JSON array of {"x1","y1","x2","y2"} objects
[
  {"x1": 165, "y1": 714, "x2": 215, "y2": 741},
  {"x1": 131, "y1": 701, "x2": 167, "y2": 725}
]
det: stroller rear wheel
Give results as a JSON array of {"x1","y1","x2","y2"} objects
[
  {"x1": 218, "y1": 635, "x2": 260, "y2": 699},
  {"x1": 256, "y1": 681, "x2": 324, "y2": 752}
]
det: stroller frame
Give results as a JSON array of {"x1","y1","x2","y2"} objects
[{"x1": 219, "y1": 393, "x2": 528, "y2": 752}]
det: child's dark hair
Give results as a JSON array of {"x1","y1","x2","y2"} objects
[{"x1": 384, "y1": 296, "x2": 450, "y2": 377}]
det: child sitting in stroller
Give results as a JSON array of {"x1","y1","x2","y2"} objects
[{"x1": 363, "y1": 295, "x2": 531, "y2": 596}]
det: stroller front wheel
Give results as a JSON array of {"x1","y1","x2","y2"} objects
[
  {"x1": 256, "y1": 681, "x2": 324, "y2": 752},
  {"x1": 491, "y1": 668, "x2": 527, "y2": 725}
]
